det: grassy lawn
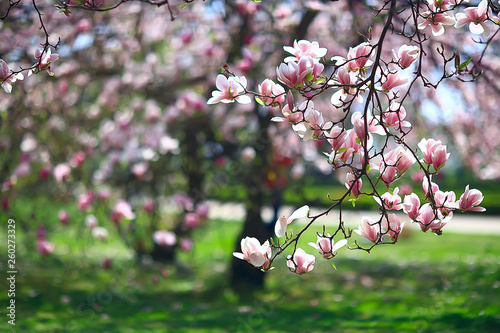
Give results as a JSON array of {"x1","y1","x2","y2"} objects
[{"x1": 1, "y1": 217, "x2": 500, "y2": 332}]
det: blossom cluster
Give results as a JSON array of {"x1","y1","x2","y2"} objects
[{"x1": 210, "y1": 0, "x2": 496, "y2": 275}]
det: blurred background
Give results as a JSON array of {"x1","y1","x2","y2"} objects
[{"x1": 0, "y1": 0, "x2": 499, "y2": 331}]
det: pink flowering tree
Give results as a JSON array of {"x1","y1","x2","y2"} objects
[
  {"x1": 206, "y1": 0, "x2": 496, "y2": 280},
  {"x1": 1, "y1": 0, "x2": 499, "y2": 293}
]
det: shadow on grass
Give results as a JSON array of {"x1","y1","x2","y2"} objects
[{"x1": 3, "y1": 250, "x2": 500, "y2": 333}]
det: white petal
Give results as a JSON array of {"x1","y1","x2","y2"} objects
[
  {"x1": 287, "y1": 205, "x2": 310, "y2": 224},
  {"x1": 275, "y1": 217, "x2": 287, "y2": 238},
  {"x1": 331, "y1": 239, "x2": 348, "y2": 252}
]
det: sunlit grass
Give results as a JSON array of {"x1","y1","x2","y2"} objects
[{"x1": 0, "y1": 218, "x2": 499, "y2": 332}]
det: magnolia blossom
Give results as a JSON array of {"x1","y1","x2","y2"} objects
[
  {"x1": 153, "y1": 230, "x2": 177, "y2": 247},
  {"x1": 85, "y1": 214, "x2": 98, "y2": 229},
  {"x1": 403, "y1": 193, "x2": 421, "y2": 220},
  {"x1": 233, "y1": 237, "x2": 272, "y2": 268},
  {"x1": 330, "y1": 66, "x2": 363, "y2": 106},
  {"x1": 291, "y1": 101, "x2": 325, "y2": 141},
  {"x1": 92, "y1": 226, "x2": 109, "y2": 241},
  {"x1": 30, "y1": 48, "x2": 59, "y2": 76},
  {"x1": 58, "y1": 210, "x2": 70, "y2": 225},
  {"x1": 434, "y1": 190, "x2": 457, "y2": 214},
  {"x1": 380, "y1": 72, "x2": 409, "y2": 93},
  {"x1": 112, "y1": 200, "x2": 135, "y2": 223},
  {"x1": 328, "y1": 125, "x2": 348, "y2": 151},
  {"x1": 328, "y1": 129, "x2": 364, "y2": 165},
  {"x1": 351, "y1": 111, "x2": 385, "y2": 141},
  {"x1": 417, "y1": 203, "x2": 450, "y2": 234},
  {"x1": 455, "y1": 0, "x2": 490, "y2": 35},
  {"x1": 374, "y1": 188, "x2": 403, "y2": 210},
  {"x1": 53, "y1": 163, "x2": 71, "y2": 183},
  {"x1": 275, "y1": 205, "x2": 309, "y2": 238},
  {"x1": 418, "y1": 11, "x2": 456, "y2": 36},
  {"x1": 308, "y1": 236, "x2": 347, "y2": 259},
  {"x1": 276, "y1": 56, "x2": 323, "y2": 89},
  {"x1": 354, "y1": 216, "x2": 381, "y2": 243},
  {"x1": 332, "y1": 42, "x2": 373, "y2": 72},
  {"x1": 207, "y1": 74, "x2": 251, "y2": 104},
  {"x1": 418, "y1": 138, "x2": 450, "y2": 171},
  {"x1": 345, "y1": 172, "x2": 362, "y2": 197},
  {"x1": 286, "y1": 248, "x2": 315, "y2": 274},
  {"x1": 458, "y1": 185, "x2": 486, "y2": 212},
  {"x1": 0, "y1": 59, "x2": 23, "y2": 93},
  {"x1": 37, "y1": 240, "x2": 55, "y2": 256},
  {"x1": 283, "y1": 39, "x2": 327, "y2": 62},
  {"x1": 270, "y1": 96, "x2": 303, "y2": 124},
  {"x1": 393, "y1": 45, "x2": 420, "y2": 69},
  {"x1": 379, "y1": 146, "x2": 416, "y2": 184},
  {"x1": 384, "y1": 102, "x2": 411, "y2": 129},
  {"x1": 77, "y1": 191, "x2": 94, "y2": 211},
  {"x1": 382, "y1": 213, "x2": 405, "y2": 241},
  {"x1": 257, "y1": 79, "x2": 285, "y2": 106},
  {"x1": 184, "y1": 212, "x2": 201, "y2": 229}
]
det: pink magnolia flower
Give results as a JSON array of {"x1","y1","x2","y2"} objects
[
  {"x1": 37, "y1": 240, "x2": 55, "y2": 256},
  {"x1": 384, "y1": 102, "x2": 411, "y2": 129},
  {"x1": 53, "y1": 163, "x2": 71, "y2": 183},
  {"x1": 271, "y1": 95, "x2": 303, "y2": 124},
  {"x1": 328, "y1": 125, "x2": 348, "y2": 151},
  {"x1": 332, "y1": 42, "x2": 373, "y2": 72},
  {"x1": 58, "y1": 210, "x2": 70, "y2": 225},
  {"x1": 179, "y1": 238, "x2": 194, "y2": 252},
  {"x1": 417, "y1": 203, "x2": 436, "y2": 232},
  {"x1": 207, "y1": 75, "x2": 251, "y2": 104},
  {"x1": 422, "y1": 176, "x2": 440, "y2": 196},
  {"x1": 283, "y1": 39, "x2": 327, "y2": 62},
  {"x1": 418, "y1": 11, "x2": 456, "y2": 36},
  {"x1": 13, "y1": 162, "x2": 31, "y2": 178},
  {"x1": 418, "y1": 138, "x2": 450, "y2": 171},
  {"x1": 153, "y1": 230, "x2": 177, "y2": 247},
  {"x1": 375, "y1": 187, "x2": 403, "y2": 210},
  {"x1": 380, "y1": 72, "x2": 409, "y2": 93},
  {"x1": 276, "y1": 56, "x2": 323, "y2": 89},
  {"x1": 379, "y1": 146, "x2": 416, "y2": 184},
  {"x1": 0, "y1": 59, "x2": 23, "y2": 93},
  {"x1": 455, "y1": 0, "x2": 490, "y2": 35},
  {"x1": 434, "y1": 190, "x2": 457, "y2": 214},
  {"x1": 330, "y1": 66, "x2": 363, "y2": 106},
  {"x1": 69, "y1": 152, "x2": 86, "y2": 168},
  {"x1": 195, "y1": 202, "x2": 210, "y2": 221},
  {"x1": 382, "y1": 213, "x2": 405, "y2": 241},
  {"x1": 291, "y1": 101, "x2": 325, "y2": 141},
  {"x1": 287, "y1": 248, "x2": 315, "y2": 274},
  {"x1": 143, "y1": 198, "x2": 155, "y2": 214},
  {"x1": 31, "y1": 48, "x2": 59, "y2": 76},
  {"x1": 85, "y1": 214, "x2": 98, "y2": 229},
  {"x1": 354, "y1": 216, "x2": 381, "y2": 243},
  {"x1": 308, "y1": 236, "x2": 347, "y2": 259},
  {"x1": 92, "y1": 227, "x2": 109, "y2": 241},
  {"x1": 403, "y1": 193, "x2": 421, "y2": 220},
  {"x1": 345, "y1": 172, "x2": 362, "y2": 198},
  {"x1": 257, "y1": 79, "x2": 285, "y2": 106},
  {"x1": 184, "y1": 212, "x2": 201, "y2": 229},
  {"x1": 112, "y1": 200, "x2": 135, "y2": 223},
  {"x1": 351, "y1": 111, "x2": 385, "y2": 142},
  {"x1": 393, "y1": 45, "x2": 420, "y2": 69},
  {"x1": 458, "y1": 185, "x2": 486, "y2": 212},
  {"x1": 77, "y1": 191, "x2": 94, "y2": 211},
  {"x1": 233, "y1": 237, "x2": 272, "y2": 268},
  {"x1": 417, "y1": 203, "x2": 450, "y2": 234},
  {"x1": 275, "y1": 205, "x2": 309, "y2": 238}
]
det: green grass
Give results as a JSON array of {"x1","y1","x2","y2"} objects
[{"x1": 1, "y1": 218, "x2": 499, "y2": 332}]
